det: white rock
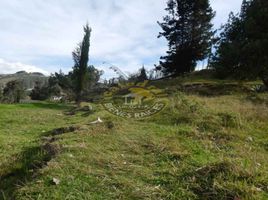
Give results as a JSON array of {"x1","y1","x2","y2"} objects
[
  {"x1": 52, "y1": 178, "x2": 60, "y2": 185},
  {"x1": 90, "y1": 117, "x2": 103, "y2": 124}
]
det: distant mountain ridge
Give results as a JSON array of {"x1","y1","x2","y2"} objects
[{"x1": 0, "y1": 71, "x2": 48, "y2": 89}]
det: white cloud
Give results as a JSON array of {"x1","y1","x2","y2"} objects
[
  {"x1": 0, "y1": 58, "x2": 48, "y2": 75},
  {"x1": 0, "y1": 0, "x2": 243, "y2": 76}
]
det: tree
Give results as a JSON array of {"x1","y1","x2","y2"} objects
[
  {"x1": 209, "y1": 12, "x2": 246, "y2": 79},
  {"x1": 244, "y1": 0, "x2": 268, "y2": 88},
  {"x1": 30, "y1": 71, "x2": 69, "y2": 101},
  {"x1": 127, "y1": 66, "x2": 148, "y2": 83},
  {"x1": 137, "y1": 66, "x2": 148, "y2": 82},
  {"x1": 49, "y1": 71, "x2": 73, "y2": 97},
  {"x1": 30, "y1": 81, "x2": 49, "y2": 100},
  {"x1": 50, "y1": 70, "x2": 72, "y2": 90},
  {"x1": 210, "y1": 0, "x2": 268, "y2": 88},
  {"x1": 72, "y1": 24, "x2": 92, "y2": 105},
  {"x1": 85, "y1": 65, "x2": 103, "y2": 92},
  {"x1": 158, "y1": 0, "x2": 215, "y2": 76},
  {"x1": 2, "y1": 80, "x2": 25, "y2": 103},
  {"x1": 0, "y1": 87, "x2": 3, "y2": 102}
]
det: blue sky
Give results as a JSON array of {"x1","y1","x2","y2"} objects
[{"x1": 0, "y1": 0, "x2": 243, "y2": 78}]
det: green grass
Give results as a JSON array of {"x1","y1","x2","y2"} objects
[{"x1": 0, "y1": 83, "x2": 268, "y2": 199}]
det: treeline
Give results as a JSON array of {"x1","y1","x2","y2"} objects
[
  {"x1": 157, "y1": 0, "x2": 268, "y2": 88},
  {"x1": 1, "y1": 0, "x2": 267, "y2": 104},
  {"x1": 0, "y1": 24, "x2": 150, "y2": 104}
]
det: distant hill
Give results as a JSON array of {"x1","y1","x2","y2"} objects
[{"x1": 0, "y1": 71, "x2": 48, "y2": 89}]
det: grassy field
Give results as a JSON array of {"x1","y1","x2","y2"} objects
[{"x1": 0, "y1": 80, "x2": 268, "y2": 200}]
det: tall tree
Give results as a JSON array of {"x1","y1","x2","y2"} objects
[
  {"x1": 72, "y1": 24, "x2": 92, "y2": 105},
  {"x1": 211, "y1": 0, "x2": 268, "y2": 88},
  {"x1": 158, "y1": 0, "x2": 215, "y2": 76},
  {"x1": 244, "y1": 0, "x2": 268, "y2": 87},
  {"x1": 209, "y1": 11, "x2": 246, "y2": 79}
]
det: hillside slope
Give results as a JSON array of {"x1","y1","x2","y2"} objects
[
  {"x1": 0, "y1": 78, "x2": 267, "y2": 200},
  {"x1": 0, "y1": 71, "x2": 48, "y2": 89}
]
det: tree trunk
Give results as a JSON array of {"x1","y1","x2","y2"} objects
[
  {"x1": 260, "y1": 69, "x2": 268, "y2": 90},
  {"x1": 75, "y1": 92, "x2": 82, "y2": 107},
  {"x1": 262, "y1": 78, "x2": 268, "y2": 90}
]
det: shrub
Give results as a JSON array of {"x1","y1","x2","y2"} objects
[{"x1": 2, "y1": 80, "x2": 25, "y2": 103}]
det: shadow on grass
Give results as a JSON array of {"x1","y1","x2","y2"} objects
[
  {"x1": 0, "y1": 145, "x2": 54, "y2": 199},
  {"x1": 0, "y1": 125, "x2": 78, "y2": 199},
  {"x1": 181, "y1": 83, "x2": 253, "y2": 97},
  {"x1": 17, "y1": 102, "x2": 73, "y2": 110}
]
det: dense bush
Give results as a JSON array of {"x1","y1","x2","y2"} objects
[{"x1": 1, "y1": 80, "x2": 25, "y2": 103}]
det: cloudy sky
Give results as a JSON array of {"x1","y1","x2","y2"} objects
[{"x1": 0, "y1": 0, "x2": 243, "y2": 78}]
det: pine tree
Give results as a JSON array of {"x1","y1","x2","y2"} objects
[
  {"x1": 210, "y1": 12, "x2": 246, "y2": 79},
  {"x1": 244, "y1": 0, "x2": 268, "y2": 88},
  {"x1": 72, "y1": 24, "x2": 92, "y2": 105},
  {"x1": 158, "y1": 0, "x2": 215, "y2": 76},
  {"x1": 211, "y1": 0, "x2": 268, "y2": 88},
  {"x1": 138, "y1": 66, "x2": 148, "y2": 82},
  {"x1": 240, "y1": 0, "x2": 251, "y2": 20}
]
